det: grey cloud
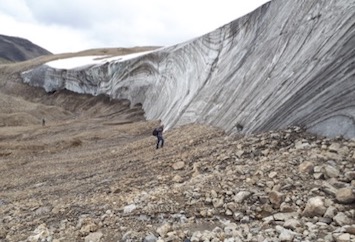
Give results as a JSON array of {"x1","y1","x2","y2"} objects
[{"x1": 1, "y1": 0, "x2": 270, "y2": 53}]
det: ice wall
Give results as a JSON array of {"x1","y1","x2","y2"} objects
[{"x1": 21, "y1": 0, "x2": 355, "y2": 138}]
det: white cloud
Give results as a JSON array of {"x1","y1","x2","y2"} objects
[
  {"x1": 0, "y1": 0, "x2": 270, "y2": 54},
  {"x1": 0, "y1": 0, "x2": 33, "y2": 21}
]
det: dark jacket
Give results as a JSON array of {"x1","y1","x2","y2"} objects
[{"x1": 157, "y1": 126, "x2": 164, "y2": 137}]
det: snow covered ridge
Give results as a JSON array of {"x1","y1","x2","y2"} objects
[
  {"x1": 45, "y1": 55, "x2": 111, "y2": 69},
  {"x1": 45, "y1": 50, "x2": 155, "y2": 69},
  {"x1": 21, "y1": 0, "x2": 355, "y2": 138}
]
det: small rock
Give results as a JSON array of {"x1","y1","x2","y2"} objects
[
  {"x1": 273, "y1": 212, "x2": 298, "y2": 221},
  {"x1": 333, "y1": 212, "x2": 354, "y2": 226},
  {"x1": 328, "y1": 143, "x2": 341, "y2": 152},
  {"x1": 338, "y1": 146, "x2": 350, "y2": 156},
  {"x1": 333, "y1": 233, "x2": 351, "y2": 242},
  {"x1": 143, "y1": 233, "x2": 158, "y2": 242},
  {"x1": 302, "y1": 197, "x2": 327, "y2": 217},
  {"x1": 233, "y1": 212, "x2": 243, "y2": 221},
  {"x1": 225, "y1": 202, "x2": 237, "y2": 212},
  {"x1": 283, "y1": 219, "x2": 302, "y2": 231},
  {"x1": 157, "y1": 223, "x2": 172, "y2": 237},
  {"x1": 262, "y1": 215, "x2": 274, "y2": 224},
  {"x1": 344, "y1": 225, "x2": 355, "y2": 235},
  {"x1": 324, "y1": 206, "x2": 337, "y2": 219},
  {"x1": 225, "y1": 209, "x2": 233, "y2": 216},
  {"x1": 85, "y1": 232, "x2": 103, "y2": 242},
  {"x1": 329, "y1": 178, "x2": 348, "y2": 189},
  {"x1": 80, "y1": 222, "x2": 98, "y2": 236},
  {"x1": 212, "y1": 198, "x2": 224, "y2": 208},
  {"x1": 172, "y1": 175, "x2": 184, "y2": 183},
  {"x1": 34, "y1": 206, "x2": 51, "y2": 216},
  {"x1": 122, "y1": 231, "x2": 133, "y2": 241},
  {"x1": 266, "y1": 181, "x2": 274, "y2": 188},
  {"x1": 321, "y1": 181, "x2": 337, "y2": 196},
  {"x1": 191, "y1": 231, "x2": 202, "y2": 241},
  {"x1": 200, "y1": 209, "x2": 209, "y2": 217},
  {"x1": 224, "y1": 223, "x2": 238, "y2": 236},
  {"x1": 314, "y1": 166, "x2": 322, "y2": 173},
  {"x1": 261, "y1": 149, "x2": 270, "y2": 156},
  {"x1": 235, "y1": 150, "x2": 244, "y2": 158},
  {"x1": 280, "y1": 203, "x2": 296, "y2": 213},
  {"x1": 318, "y1": 217, "x2": 332, "y2": 224},
  {"x1": 322, "y1": 165, "x2": 340, "y2": 179},
  {"x1": 123, "y1": 204, "x2": 136, "y2": 214},
  {"x1": 261, "y1": 204, "x2": 274, "y2": 217},
  {"x1": 336, "y1": 187, "x2": 355, "y2": 204},
  {"x1": 324, "y1": 234, "x2": 334, "y2": 242},
  {"x1": 259, "y1": 195, "x2": 270, "y2": 204},
  {"x1": 0, "y1": 227, "x2": 6, "y2": 239},
  {"x1": 234, "y1": 191, "x2": 252, "y2": 203},
  {"x1": 27, "y1": 224, "x2": 51, "y2": 242},
  {"x1": 269, "y1": 191, "x2": 285, "y2": 207},
  {"x1": 166, "y1": 234, "x2": 180, "y2": 241},
  {"x1": 345, "y1": 171, "x2": 355, "y2": 181},
  {"x1": 295, "y1": 141, "x2": 310, "y2": 150},
  {"x1": 210, "y1": 190, "x2": 218, "y2": 198},
  {"x1": 172, "y1": 161, "x2": 185, "y2": 170},
  {"x1": 278, "y1": 227, "x2": 295, "y2": 241},
  {"x1": 269, "y1": 171, "x2": 278, "y2": 179},
  {"x1": 225, "y1": 237, "x2": 240, "y2": 242},
  {"x1": 299, "y1": 161, "x2": 314, "y2": 174},
  {"x1": 313, "y1": 172, "x2": 324, "y2": 180},
  {"x1": 240, "y1": 216, "x2": 250, "y2": 223},
  {"x1": 325, "y1": 151, "x2": 342, "y2": 161}
]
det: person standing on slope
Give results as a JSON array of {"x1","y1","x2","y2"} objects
[{"x1": 154, "y1": 124, "x2": 164, "y2": 149}]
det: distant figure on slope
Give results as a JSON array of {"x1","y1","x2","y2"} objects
[
  {"x1": 153, "y1": 124, "x2": 164, "y2": 149},
  {"x1": 42, "y1": 118, "x2": 46, "y2": 126}
]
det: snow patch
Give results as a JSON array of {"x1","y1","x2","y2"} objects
[{"x1": 46, "y1": 50, "x2": 155, "y2": 69}]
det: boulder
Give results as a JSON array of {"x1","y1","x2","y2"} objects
[
  {"x1": 336, "y1": 187, "x2": 355, "y2": 204},
  {"x1": 302, "y1": 197, "x2": 327, "y2": 217}
]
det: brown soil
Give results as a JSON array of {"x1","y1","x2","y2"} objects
[{"x1": 0, "y1": 51, "x2": 226, "y2": 241}]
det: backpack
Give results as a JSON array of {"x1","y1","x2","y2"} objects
[{"x1": 152, "y1": 128, "x2": 158, "y2": 136}]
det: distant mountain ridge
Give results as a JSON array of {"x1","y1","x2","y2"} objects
[{"x1": 0, "y1": 34, "x2": 52, "y2": 62}]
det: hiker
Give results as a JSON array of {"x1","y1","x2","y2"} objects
[
  {"x1": 154, "y1": 124, "x2": 164, "y2": 149},
  {"x1": 42, "y1": 118, "x2": 46, "y2": 126}
]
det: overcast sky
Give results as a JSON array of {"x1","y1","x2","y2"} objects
[{"x1": 0, "y1": 0, "x2": 270, "y2": 54}]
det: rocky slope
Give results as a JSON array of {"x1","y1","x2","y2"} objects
[
  {"x1": 21, "y1": 0, "x2": 355, "y2": 138},
  {"x1": 0, "y1": 118, "x2": 354, "y2": 241},
  {"x1": 0, "y1": 34, "x2": 52, "y2": 62}
]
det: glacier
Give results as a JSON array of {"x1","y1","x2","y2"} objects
[{"x1": 21, "y1": 0, "x2": 355, "y2": 138}]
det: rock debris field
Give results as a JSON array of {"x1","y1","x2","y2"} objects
[{"x1": 1, "y1": 117, "x2": 354, "y2": 242}]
